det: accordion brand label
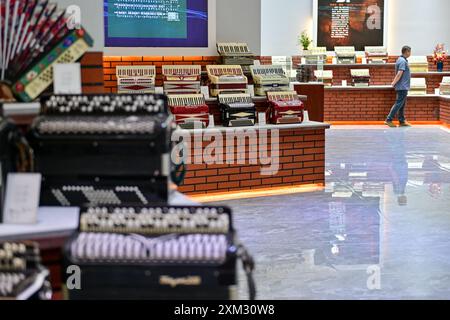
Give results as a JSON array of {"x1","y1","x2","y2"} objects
[{"x1": 159, "y1": 275, "x2": 202, "y2": 288}]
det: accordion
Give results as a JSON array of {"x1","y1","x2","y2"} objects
[
  {"x1": 163, "y1": 65, "x2": 202, "y2": 95},
  {"x1": 62, "y1": 205, "x2": 255, "y2": 300},
  {"x1": 250, "y1": 65, "x2": 290, "y2": 96},
  {"x1": 206, "y1": 65, "x2": 248, "y2": 97},
  {"x1": 314, "y1": 70, "x2": 333, "y2": 87},
  {"x1": 409, "y1": 78, "x2": 427, "y2": 96},
  {"x1": 116, "y1": 66, "x2": 156, "y2": 94},
  {"x1": 218, "y1": 93, "x2": 256, "y2": 127},
  {"x1": 28, "y1": 94, "x2": 172, "y2": 207},
  {"x1": 365, "y1": 46, "x2": 389, "y2": 64},
  {"x1": 0, "y1": 242, "x2": 52, "y2": 300},
  {"x1": 408, "y1": 56, "x2": 429, "y2": 73},
  {"x1": 168, "y1": 94, "x2": 210, "y2": 129},
  {"x1": 303, "y1": 47, "x2": 328, "y2": 65},
  {"x1": 440, "y1": 77, "x2": 450, "y2": 95},
  {"x1": 266, "y1": 91, "x2": 304, "y2": 125},
  {"x1": 296, "y1": 65, "x2": 314, "y2": 83},
  {"x1": 351, "y1": 69, "x2": 371, "y2": 87},
  {"x1": 335, "y1": 46, "x2": 356, "y2": 64},
  {"x1": 217, "y1": 42, "x2": 257, "y2": 74},
  {"x1": 0, "y1": 0, "x2": 93, "y2": 102}
]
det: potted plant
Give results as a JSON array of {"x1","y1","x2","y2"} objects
[
  {"x1": 299, "y1": 31, "x2": 313, "y2": 55},
  {"x1": 433, "y1": 43, "x2": 447, "y2": 72}
]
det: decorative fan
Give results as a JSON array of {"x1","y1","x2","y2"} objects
[{"x1": 0, "y1": 0, "x2": 93, "y2": 102}]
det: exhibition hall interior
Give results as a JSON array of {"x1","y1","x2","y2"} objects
[{"x1": 1, "y1": 0, "x2": 450, "y2": 301}]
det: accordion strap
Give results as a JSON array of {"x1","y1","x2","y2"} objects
[{"x1": 237, "y1": 244, "x2": 256, "y2": 300}]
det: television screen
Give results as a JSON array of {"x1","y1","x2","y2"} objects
[
  {"x1": 104, "y1": 0, "x2": 208, "y2": 47},
  {"x1": 316, "y1": 0, "x2": 385, "y2": 50}
]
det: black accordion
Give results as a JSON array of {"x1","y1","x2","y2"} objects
[
  {"x1": 218, "y1": 94, "x2": 257, "y2": 127},
  {"x1": 0, "y1": 242, "x2": 52, "y2": 300},
  {"x1": 62, "y1": 205, "x2": 255, "y2": 300},
  {"x1": 28, "y1": 94, "x2": 173, "y2": 207}
]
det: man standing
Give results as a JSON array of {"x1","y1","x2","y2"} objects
[{"x1": 385, "y1": 46, "x2": 412, "y2": 128}]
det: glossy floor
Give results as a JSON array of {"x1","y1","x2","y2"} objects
[{"x1": 213, "y1": 126, "x2": 450, "y2": 300}]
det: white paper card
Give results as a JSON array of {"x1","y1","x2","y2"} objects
[
  {"x1": 253, "y1": 60, "x2": 261, "y2": 66},
  {"x1": 332, "y1": 58, "x2": 337, "y2": 64},
  {"x1": 208, "y1": 115, "x2": 215, "y2": 128},
  {"x1": 301, "y1": 58, "x2": 306, "y2": 65},
  {"x1": 201, "y1": 86, "x2": 210, "y2": 99},
  {"x1": 362, "y1": 58, "x2": 367, "y2": 64},
  {"x1": 342, "y1": 80, "x2": 348, "y2": 87},
  {"x1": 3, "y1": 174, "x2": 41, "y2": 225},
  {"x1": 155, "y1": 87, "x2": 164, "y2": 94},
  {"x1": 247, "y1": 85, "x2": 255, "y2": 97},
  {"x1": 435, "y1": 88, "x2": 440, "y2": 95},
  {"x1": 53, "y1": 63, "x2": 82, "y2": 95},
  {"x1": 258, "y1": 113, "x2": 266, "y2": 125}
]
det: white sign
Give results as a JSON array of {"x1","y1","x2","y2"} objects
[
  {"x1": 53, "y1": 63, "x2": 82, "y2": 95},
  {"x1": 3, "y1": 174, "x2": 41, "y2": 225},
  {"x1": 201, "y1": 86, "x2": 210, "y2": 100},
  {"x1": 155, "y1": 87, "x2": 164, "y2": 94},
  {"x1": 247, "y1": 85, "x2": 255, "y2": 97}
]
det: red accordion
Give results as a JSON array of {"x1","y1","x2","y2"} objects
[
  {"x1": 168, "y1": 94, "x2": 210, "y2": 129},
  {"x1": 266, "y1": 91, "x2": 304, "y2": 125}
]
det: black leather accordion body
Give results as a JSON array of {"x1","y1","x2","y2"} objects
[{"x1": 28, "y1": 94, "x2": 173, "y2": 207}]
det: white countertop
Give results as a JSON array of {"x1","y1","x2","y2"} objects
[
  {"x1": 0, "y1": 191, "x2": 196, "y2": 240},
  {"x1": 175, "y1": 121, "x2": 330, "y2": 134}
]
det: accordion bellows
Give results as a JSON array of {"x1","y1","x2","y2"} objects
[
  {"x1": 116, "y1": 66, "x2": 156, "y2": 94},
  {"x1": 335, "y1": 46, "x2": 356, "y2": 64},
  {"x1": 351, "y1": 69, "x2": 371, "y2": 87},
  {"x1": 365, "y1": 46, "x2": 389, "y2": 64},
  {"x1": 206, "y1": 65, "x2": 248, "y2": 97},
  {"x1": 250, "y1": 65, "x2": 290, "y2": 96},
  {"x1": 314, "y1": 70, "x2": 333, "y2": 86},
  {"x1": 0, "y1": 0, "x2": 93, "y2": 102},
  {"x1": 409, "y1": 78, "x2": 427, "y2": 96},
  {"x1": 168, "y1": 94, "x2": 210, "y2": 129},
  {"x1": 440, "y1": 77, "x2": 450, "y2": 95},
  {"x1": 218, "y1": 93, "x2": 256, "y2": 127},
  {"x1": 408, "y1": 56, "x2": 429, "y2": 73},
  {"x1": 266, "y1": 91, "x2": 304, "y2": 125},
  {"x1": 163, "y1": 65, "x2": 201, "y2": 94}
]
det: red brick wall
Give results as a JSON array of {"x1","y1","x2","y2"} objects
[
  {"x1": 441, "y1": 98, "x2": 450, "y2": 125},
  {"x1": 324, "y1": 89, "x2": 440, "y2": 122},
  {"x1": 80, "y1": 52, "x2": 105, "y2": 94},
  {"x1": 177, "y1": 128, "x2": 326, "y2": 195}
]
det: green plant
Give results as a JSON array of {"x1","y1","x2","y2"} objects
[{"x1": 299, "y1": 31, "x2": 313, "y2": 50}]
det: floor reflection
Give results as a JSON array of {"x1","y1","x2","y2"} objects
[{"x1": 213, "y1": 127, "x2": 450, "y2": 300}]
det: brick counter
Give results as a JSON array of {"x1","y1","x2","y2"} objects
[
  {"x1": 324, "y1": 86, "x2": 441, "y2": 122},
  {"x1": 175, "y1": 122, "x2": 330, "y2": 195},
  {"x1": 441, "y1": 96, "x2": 450, "y2": 125}
]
